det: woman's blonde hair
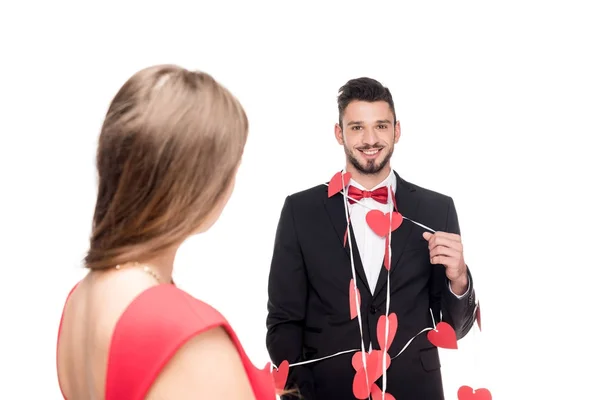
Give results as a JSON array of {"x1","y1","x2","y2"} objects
[
  {"x1": 84, "y1": 64, "x2": 248, "y2": 270},
  {"x1": 278, "y1": 388, "x2": 301, "y2": 398}
]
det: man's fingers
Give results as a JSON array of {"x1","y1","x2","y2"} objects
[
  {"x1": 429, "y1": 231, "x2": 461, "y2": 242},
  {"x1": 428, "y1": 236, "x2": 463, "y2": 252},
  {"x1": 429, "y1": 246, "x2": 461, "y2": 259},
  {"x1": 430, "y1": 255, "x2": 460, "y2": 268},
  {"x1": 430, "y1": 255, "x2": 450, "y2": 266}
]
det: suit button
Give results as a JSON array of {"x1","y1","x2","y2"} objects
[{"x1": 370, "y1": 306, "x2": 378, "y2": 314}]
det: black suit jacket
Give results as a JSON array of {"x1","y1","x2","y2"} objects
[{"x1": 266, "y1": 172, "x2": 477, "y2": 400}]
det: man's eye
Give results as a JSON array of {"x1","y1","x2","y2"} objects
[
  {"x1": 378, "y1": 125, "x2": 387, "y2": 129},
  {"x1": 351, "y1": 126, "x2": 362, "y2": 130}
]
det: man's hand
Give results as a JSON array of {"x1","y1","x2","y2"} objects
[{"x1": 423, "y1": 231, "x2": 468, "y2": 295}]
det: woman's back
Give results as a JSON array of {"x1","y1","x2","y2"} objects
[
  {"x1": 57, "y1": 268, "x2": 274, "y2": 399},
  {"x1": 57, "y1": 268, "x2": 154, "y2": 399}
]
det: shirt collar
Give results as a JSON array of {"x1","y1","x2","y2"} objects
[{"x1": 348, "y1": 169, "x2": 396, "y2": 192}]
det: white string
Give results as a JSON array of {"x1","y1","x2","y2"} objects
[
  {"x1": 339, "y1": 172, "x2": 370, "y2": 393},
  {"x1": 429, "y1": 308, "x2": 437, "y2": 330},
  {"x1": 288, "y1": 348, "x2": 360, "y2": 367},
  {"x1": 472, "y1": 301, "x2": 482, "y2": 388},
  {"x1": 323, "y1": 183, "x2": 436, "y2": 233},
  {"x1": 391, "y1": 327, "x2": 433, "y2": 359},
  {"x1": 381, "y1": 186, "x2": 394, "y2": 399},
  {"x1": 282, "y1": 325, "x2": 433, "y2": 365},
  {"x1": 404, "y1": 217, "x2": 436, "y2": 233}
]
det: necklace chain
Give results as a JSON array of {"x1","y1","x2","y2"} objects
[{"x1": 115, "y1": 261, "x2": 162, "y2": 284}]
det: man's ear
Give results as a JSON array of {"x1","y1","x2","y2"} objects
[
  {"x1": 334, "y1": 123, "x2": 344, "y2": 145},
  {"x1": 394, "y1": 120, "x2": 401, "y2": 143}
]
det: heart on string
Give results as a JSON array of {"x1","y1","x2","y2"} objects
[
  {"x1": 458, "y1": 385, "x2": 492, "y2": 400},
  {"x1": 366, "y1": 210, "x2": 402, "y2": 237},
  {"x1": 328, "y1": 171, "x2": 352, "y2": 198},
  {"x1": 349, "y1": 279, "x2": 361, "y2": 320},
  {"x1": 427, "y1": 321, "x2": 458, "y2": 349},
  {"x1": 371, "y1": 383, "x2": 396, "y2": 400},
  {"x1": 271, "y1": 360, "x2": 289, "y2": 392},
  {"x1": 262, "y1": 362, "x2": 279, "y2": 393},
  {"x1": 476, "y1": 303, "x2": 481, "y2": 331},
  {"x1": 376, "y1": 313, "x2": 398, "y2": 351},
  {"x1": 262, "y1": 362, "x2": 271, "y2": 373},
  {"x1": 351, "y1": 350, "x2": 391, "y2": 399},
  {"x1": 351, "y1": 350, "x2": 388, "y2": 372}
]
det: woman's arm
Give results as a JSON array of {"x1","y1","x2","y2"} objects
[{"x1": 147, "y1": 326, "x2": 257, "y2": 399}]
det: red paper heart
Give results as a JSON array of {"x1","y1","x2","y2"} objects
[
  {"x1": 351, "y1": 350, "x2": 365, "y2": 372},
  {"x1": 376, "y1": 313, "x2": 398, "y2": 351},
  {"x1": 272, "y1": 360, "x2": 289, "y2": 392},
  {"x1": 427, "y1": 322, "x2": 458, "y2": 349},
  {"x1": 349, "y1": 279, "x2": 361, "y2": 320},
  {"x1": 328, "y1": 171, "x2": 352, "y2": 197},
  {"x1": 476, "y1": 303, "x2": 481, "y2": 331},
  {"x1": 371, "y1": 383, "x2": 396, "y2": 400},
  {"x1": 458, "y1": 385, "x2": 492, "y2": 400},
  {"x1": 351, "y1": 350, "x2": 391, "y2": 399},
  {"x1": 351, "y1": 351, "x2": 363, "y2": 372},
  {"x1": 262, "y1": 362, "x2": 277, "y2": 392},
  {"x1": 350, "y1": 350, "x2": 390, "y2": 372},
  {"x1": 366, "y1": 210, "x2": 402, "y2": 237},
  {"x1": 352, "y1": 368, "x2": 372, "y2": 400}
]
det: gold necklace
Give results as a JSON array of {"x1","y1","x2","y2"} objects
[{"x1": 115, "y1": 261, "x2": 162, "y2": 284}]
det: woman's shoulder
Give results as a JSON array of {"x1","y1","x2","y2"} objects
[
  {"x1": 110, "y1": 284, "x2": 231, "y2": 349},
  {"x1": 133, "y1": 284, "x2": 215, "y2": 308}
]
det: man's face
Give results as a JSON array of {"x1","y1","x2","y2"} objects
[{"x1": 335, "y1": 100, "x2": 400, "y2": 175}]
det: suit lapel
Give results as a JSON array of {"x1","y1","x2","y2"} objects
[
  {"x1": 323, "y1": 190, "x2": 370, "y2": 291},
  {"x1": 373, "y1": 172, "x2": 420, "y2": 299}
]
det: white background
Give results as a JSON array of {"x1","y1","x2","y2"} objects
[{"x1": 1, "y1": 1, "x2": 599, "y2": 399}]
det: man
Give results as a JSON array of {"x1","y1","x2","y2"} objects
[{"x1": 266, "y1": 77, "x2": 477, "y2": 399}]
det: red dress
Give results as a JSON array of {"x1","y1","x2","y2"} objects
[{"x1": 56, "y1": 284, "x2": 277, "y2": 399}]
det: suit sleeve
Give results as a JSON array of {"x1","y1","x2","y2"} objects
[
  {"x1": 429, "y1": 197, "x2": 477, "y2": 340},
  {"x1": 266, "y1": 196, "x2": 315, "y2": 399}
]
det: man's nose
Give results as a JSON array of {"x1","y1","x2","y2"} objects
[{"x1": 362, "y1": 127, "x2": 377, "y2": 144}]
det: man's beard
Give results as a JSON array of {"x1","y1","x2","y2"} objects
[{"x1": 344, "y1": 143, "x2": 394, "y2": 175}]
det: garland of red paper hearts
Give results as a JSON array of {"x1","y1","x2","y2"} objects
[
  {"x1": 336, "y1": 169, "x2": 403, "y2": 399},
  {"x1": 339, "y1": 172, "x2": 372, "y2": 394},
  {"x1": 269, "y1": 170, "x2": 490, "y2": 400}
]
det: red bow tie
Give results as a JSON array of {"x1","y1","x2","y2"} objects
[{"x1": 347, "y1": 185, "x2": 389, "y2": 204}]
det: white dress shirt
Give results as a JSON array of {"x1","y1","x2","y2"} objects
[{"x1": 348, "y1": 170, "x2": 396, "y2": 294}]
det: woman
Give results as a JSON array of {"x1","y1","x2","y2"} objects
[{"x1": 56, "y1": 65, "x2": 279, "y2": 399}]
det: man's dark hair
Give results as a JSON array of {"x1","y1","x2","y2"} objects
[{"x1": 337, "y1": 77, "x2": 396, "y2": 127}]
